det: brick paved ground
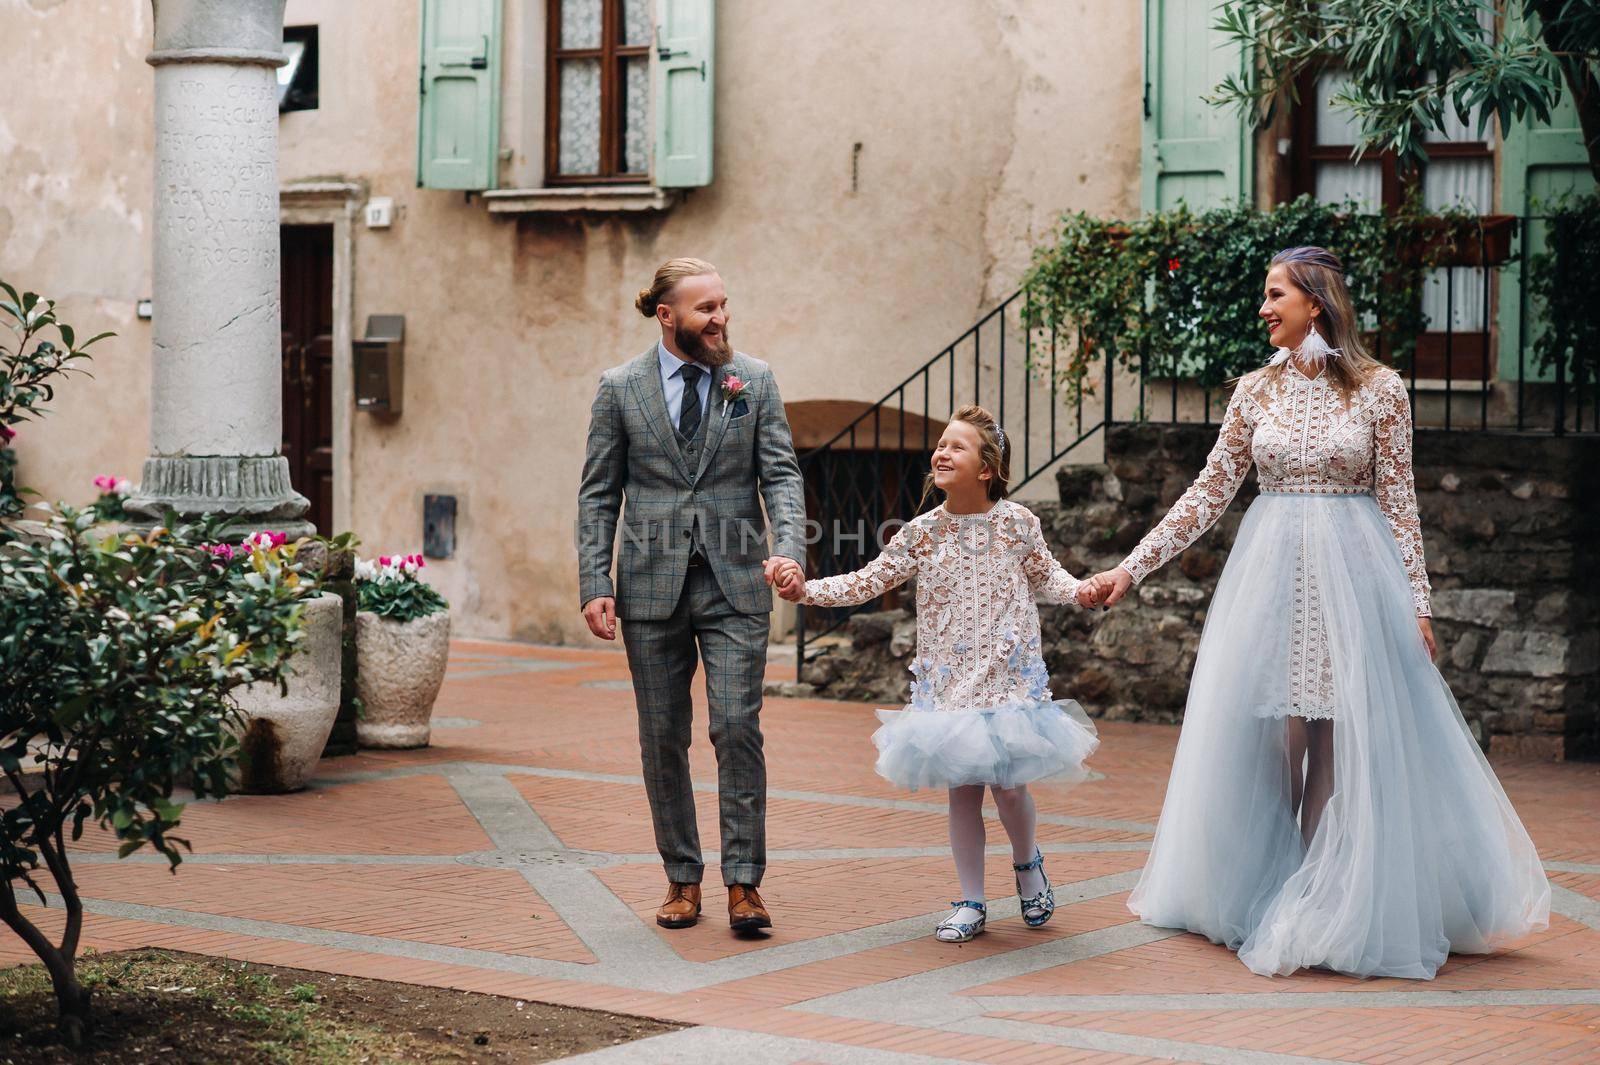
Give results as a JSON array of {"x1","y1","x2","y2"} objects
[{"x1": 7, "y1": 639, "x2": 1600, "y2": 1064}]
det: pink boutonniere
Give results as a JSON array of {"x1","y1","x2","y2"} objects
[{"x1": 720, "y1": 374, "x2": 748, "y2": 419}]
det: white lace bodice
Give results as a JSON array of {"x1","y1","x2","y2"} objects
[
  {"x1": 801, "y1": 499, "x2": 1083, "y2": 711},
  {"x1": 1122, "y1": 366, "x2": 1432, "y2": 617}
]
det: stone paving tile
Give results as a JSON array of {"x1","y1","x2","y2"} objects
[
  {"x1": 994, "y1": 1003, "x2": 1600, "y2": 1063},
  {"x1": 969, "y1": 914, "x2": 1600, "y2": 998},
  {"x1": 69, "y1": 862, "x2": 596, "y2": 963},
  {"x1": 594, "y1": 855, "x2": 1150, "y2": 964},
  {"x1": 512, "y1": 774, "x2": 1149, "y2": 858},
  {"x1": 3, "y1": 640, "x2": 1597, "y2": 1065}
]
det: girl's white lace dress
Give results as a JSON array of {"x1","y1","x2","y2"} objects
[
  {"x1": 801, "y1": 499, "x2": 1099, "y2": 790},
  {"x1": 1123, "y1": 364, "x2": 1549, "y2": 980}
]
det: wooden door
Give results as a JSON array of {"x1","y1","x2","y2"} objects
[{"x1": 280, "y1": 225, "x2": 335, "y2": 535}]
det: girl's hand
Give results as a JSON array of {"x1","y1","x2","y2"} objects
[
  {"x1": 767, "y1": 557, "x2": 805, "y2": 601},
  {"x1": 1075, "y1": 580, "x2": 1101, "y2": 608},
  {"x1": 1092, "y1": 567, "x2": 1134, "y2": 608},
  {"x1": 1418, "y1": 616, "x2": 1437, "y2": 661}
]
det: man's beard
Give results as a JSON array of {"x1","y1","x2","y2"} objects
[{"x1": 675, "y1": 322, "x2": 732, "y2": 367}]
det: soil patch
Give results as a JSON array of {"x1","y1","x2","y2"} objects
[{"x1": 0, "y1": 948, "x2": 679, "y2": 1063}]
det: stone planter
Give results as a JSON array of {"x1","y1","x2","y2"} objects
[
  {"x1": 231, "y1": 592, "x2": 343, "y2": 793},
  {"x1": 355, "y1": 609, "x2": 451, "y2": 748}
]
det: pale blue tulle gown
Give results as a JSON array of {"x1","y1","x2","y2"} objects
[
  {"x1": 801, "y1": 499, "x2": 1098, "y2": 790},
  {"x1": 1121, "y1": 364, "x2": 1549, "y2": 979}
]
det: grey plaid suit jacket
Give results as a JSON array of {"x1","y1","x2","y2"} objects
[{"x1": 578, "y1": 348, "x2": 808, "y2": 620}]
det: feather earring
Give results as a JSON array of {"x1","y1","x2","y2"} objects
[
  {"x1": 1266, "y1": 319, "x2": 1341, "y2": 368},
  {"x1": 1295, "y1": 319, "x2": 1341, "y2": 366}
]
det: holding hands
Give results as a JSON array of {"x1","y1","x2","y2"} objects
[
  {"x1": 765, "y1": 556, "x2": 806, "y2": 601},
  {"x1": 1078, "y1": 566, "x2": 1134, "y2": 610}
]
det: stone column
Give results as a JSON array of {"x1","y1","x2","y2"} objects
[{"x1": 126, "y1": 0, "x2": 311, "y2": 536}]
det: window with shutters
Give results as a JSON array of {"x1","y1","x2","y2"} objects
[
  {"x1": 546, "y1": 0, "x2": 653, "y2": 183},
  {"x1": 421, "y1": 0, "x2": 712, "y2": 200}
]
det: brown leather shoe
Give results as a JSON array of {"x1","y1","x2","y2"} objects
[
  {"x1": 727, "y1": 884, "x2": 772, "y2": 933},
  {"x1": 655, "y1": 882, "x2": 701, "y2": 929}
]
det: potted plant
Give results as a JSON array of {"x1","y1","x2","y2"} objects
[
  {"x1": 353, "y1": 553, "x2": 450, "y2": 748},
  {"x1": 216, "y1": 531, "x2": 345, "y2": 793}
]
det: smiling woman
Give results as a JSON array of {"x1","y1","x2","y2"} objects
[
  {"x1": 1259, "y1": 247, "x2": 1385, "y2": 398},
  {"x1": 1083, "y1": 247, "x2": 1552, "y2": 981}
]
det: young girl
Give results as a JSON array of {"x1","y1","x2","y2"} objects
[{"x1": 773, "y1": 405, "x2": 1099, "y2": 942}]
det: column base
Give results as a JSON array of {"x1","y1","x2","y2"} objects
[{"x1": 124, "y1": 454, "x2": 314, "y2": 539}]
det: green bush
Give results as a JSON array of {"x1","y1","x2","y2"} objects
[
  {"x1": 1527, "y1": 190, "x2": 1600, "y2": 384},
  {"x1": 0, "y1": 283, "x2": 311, "y2": 1046},
  {"x1": 1022, "y1": 195, "x2": 1493, "y2": 396},
  {"x1": 1, "y1": 283, "x2": 107, "y2": 519}
]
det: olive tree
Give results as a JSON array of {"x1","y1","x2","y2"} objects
[{"x1": 1212, "y1": 0, "x2": 1600, "y2": 179}]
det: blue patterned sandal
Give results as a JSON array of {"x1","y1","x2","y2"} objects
[
  {"x1": 934, "y1": 900, "x2": 987, "y2": 943},
  {"x1": 1015, "y1": 849, "x2": 1055, "y2": 927}
]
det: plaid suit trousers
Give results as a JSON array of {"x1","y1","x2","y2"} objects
[{"x1": 621, "y1": 563, "x2": 768, "y2": 887}]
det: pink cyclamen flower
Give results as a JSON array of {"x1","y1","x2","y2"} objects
[
  {"x1": 94, "y1": 475, "x2": 115, "y2": 491},
  {"x1": 0, "y1": 424, "x2": 14, "y2": 444},
  {"x1": 379, "y1": 555, "x2": 392, "y2": 566}
]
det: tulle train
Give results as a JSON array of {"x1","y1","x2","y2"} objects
[{"x1": 1127, "y1": 493, "x2": 1550, "y2": 979}]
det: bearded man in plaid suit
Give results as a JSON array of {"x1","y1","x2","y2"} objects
[{"x1": 578, "y1": 258, "x2": 808, "y2": 933}]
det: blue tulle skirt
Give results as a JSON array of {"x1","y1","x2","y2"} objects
[
  {"x1": 1128, "y1": 493, "x2": 1550, "y2": 980},
  {"x1": 871, "y1": 698, "x2": 1099, "y2": 791}
]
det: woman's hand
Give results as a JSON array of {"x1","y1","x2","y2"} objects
[
  {"x1": 1418, "y1": 616, "x2": 1437, "y2": 661},
  {"x1": 1088, "y1": 566, "x2": 1135, "y2": 608}
]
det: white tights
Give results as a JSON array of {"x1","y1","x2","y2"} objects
[{"x1": 947, "y1": 784, "x2": 1045, "y2": 903}]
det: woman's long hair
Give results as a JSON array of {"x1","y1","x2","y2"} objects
[{"x1": 1268, "y1": 246, "x2": 1384, "y2": 398}]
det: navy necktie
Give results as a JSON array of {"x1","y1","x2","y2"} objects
[{"x1": 678, "y1": 365, "x2": 703, "y2": 440}]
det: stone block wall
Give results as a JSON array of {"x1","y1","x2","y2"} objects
[{"x1": 794, "y1": 423, "x2": 1599, "y2": 760}]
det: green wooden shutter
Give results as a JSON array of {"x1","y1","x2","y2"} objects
[
  {"x1": 1142, "y1": 0, "x2": 1251, "y2": 214},
  {"x1": 1498, "y1": 89, "x2": 1595, "y2": 382},
  {"x1": 417, "y1": 0, "x2": 502, "y2": 191},
  {"x1": 654, "y1": 0, "x2": 715, "y2": 188}
]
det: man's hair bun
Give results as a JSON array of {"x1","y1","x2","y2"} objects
[{"x1": 636, "y1": 258, "x2": 718, "y2": 319}]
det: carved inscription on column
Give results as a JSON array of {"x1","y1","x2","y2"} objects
[{"x1": 155, "y1": 74, "x2": 280, "y2": 274}]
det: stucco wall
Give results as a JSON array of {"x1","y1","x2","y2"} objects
[
  {"x1": 2, "y1": 1, "x2": 154, "y2": 518},
  {"x1": 2, "y1": 0, "x2": 1142, "y2": 643}
]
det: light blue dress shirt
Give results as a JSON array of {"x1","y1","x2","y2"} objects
[{"x1": 658, "y1": 342, "x2": 714, "y2": 431}]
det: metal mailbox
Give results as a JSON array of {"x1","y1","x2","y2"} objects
[{"x1": 354, "y1": 314, "x2": 405, "y2": 414}]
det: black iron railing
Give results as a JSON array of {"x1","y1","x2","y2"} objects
[{"x1": 794, "y1": 291, "x2": 1116, "y2": 670}]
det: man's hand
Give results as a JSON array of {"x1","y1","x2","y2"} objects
[
  {"x1": 765, "y1": 557, "x2": 805, "y2": 601},
  {"x1": 583, "y1": 596, "x2": 617, "y2": 641}
]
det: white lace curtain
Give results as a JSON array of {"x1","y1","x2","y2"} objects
[{"x1": 557, "y1": 0, "x2": 653, "y2": 176}]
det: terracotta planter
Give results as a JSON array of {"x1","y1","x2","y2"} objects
[
  {"x1": 231, "y1": 592, "x2": 343, "y2": 793},
  {"x1": 355, "y1": 608, "x2": 451, "y2": 748}
]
